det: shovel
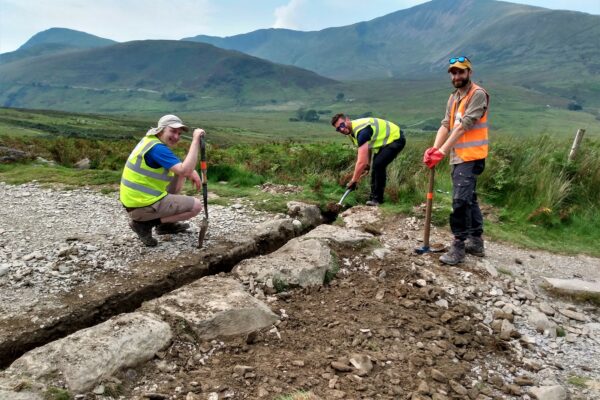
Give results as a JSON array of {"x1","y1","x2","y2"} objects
[
  {"x1": 197, "y1": 135, "x2": 209, "y2": 248},
  {"x1": 337, "y1": 187, "x2": 354, "y2": 206},
  {"x1": 415, "y1": 167, "x2": 445, "y2": 254}
]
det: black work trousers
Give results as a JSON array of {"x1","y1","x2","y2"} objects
[
  {"x1": 450, "y1": 159, "x2": 485, "y2": 241},
  {"x1": 370, "y1": 136, "x2": 406, "y2": 203}
]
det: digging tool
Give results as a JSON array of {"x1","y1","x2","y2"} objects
[
  {"x1": 415, "y1": 167, "x2": 444, "y2": 254},
  {"x1": 323, "y1": 186, "x2": 355, "y2": 221},
  {"x1": 337, "y1": 186, "x2": 354, "y2": 206},
  {"x1": 197, "y1": 135, "x2": 209, "y2": 248}
]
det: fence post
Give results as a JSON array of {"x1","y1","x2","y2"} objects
[{"x1": 568, "y1": 129, "x2": 585, "y2": 162}]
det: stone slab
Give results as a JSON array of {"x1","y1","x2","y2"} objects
[{"x1": 142, "y1": 276, "x2": 278, "y2": 340}]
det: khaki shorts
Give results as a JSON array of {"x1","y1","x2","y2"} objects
[{"x1": 128, "y1": 195, "x2": 195, "y2": 221}]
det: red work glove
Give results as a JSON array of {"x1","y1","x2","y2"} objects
[
  {"x1": 422, "y1": 147, "x2": 436, "y2": 164},
  {"x1": 424, "y1": 148, "x2": 445, "y2": 169}
]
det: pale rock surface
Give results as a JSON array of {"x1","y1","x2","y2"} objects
[
  {"x1": 8, "y1": 312, "x2": 172, "y2": 392},
  {"x1": 142, "y1": 276, "x2": 278, "y2": 340}
]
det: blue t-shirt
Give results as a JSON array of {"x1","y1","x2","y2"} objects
[
  {"x1": 356, "y1": 126, "x2": 373, "y2": 147},
  {"x1": 144, "y1": 143, "x2": 181, "y2": 169}
]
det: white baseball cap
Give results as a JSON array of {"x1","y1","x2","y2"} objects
[{"x1": 146, "y1": 114, "x2": 189, "y2": 136}]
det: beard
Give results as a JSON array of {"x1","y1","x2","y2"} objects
[{"x1": 452, "y1": 76, "x2": 470, "y2": 88}]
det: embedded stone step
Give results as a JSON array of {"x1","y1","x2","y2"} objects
[
  {"x1": 141, "y1": 276, "x2": 278, "y2": 340},
  {"x1": 233, "y1": 238, "x2": 335, "y2": 288},
  {"x1": 8, "y1": 312, "x2": 172, "y2": 393},
  {"x1": 301, "y1": 224, "x2": 374, "y2": 247},
  {"x1": 543, "y1": 278, "x2": 600, "y2": 296}
]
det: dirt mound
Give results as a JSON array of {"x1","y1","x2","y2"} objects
[{"x1": 115, "y1": 247, "x2": 514, "y2": 399}]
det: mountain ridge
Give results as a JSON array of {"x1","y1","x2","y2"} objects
[{"x1": 183, "y1": 0, "x2": 600, "y2": 82}]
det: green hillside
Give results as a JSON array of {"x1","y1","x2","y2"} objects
[
  {"x1": 2, "y1": 72, "x2": 599, "y2": 142},
  {"x1": 0, "y1": 28, "x2": 117, "y2": 65},
  {"x1": 0, "y1": 40, "x2": 338, "y2": 112},
  {"x1": 0, "y1": 43, "x2": 80, "y2": 65},
  {"x1": 18, "y1": 27, "x2": 116, "y2": 50},
  {"x1": 184, "y1": 0, "x2": 600, "y2": 108}
]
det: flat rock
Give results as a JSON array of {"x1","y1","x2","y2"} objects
[
  {"x1": 8, "y1": 312, "x2": 172, "y2": 393},
  {"x1": 233, "y1": 238, "x2": 335, "y2": 288},
  {"x1": 286, "y1": 201, "x2": 322, "y2": 228},
  {"x1": 529, "y1": 385, "x2": 567, "y2": 400},
  {"x1": 0, "y1": 389, "x2": 42, "y2": 400},
  {"x1": 141, "y1": 276, "x2": 278, "y2": 340},
  {"x1": 252, "y1": 219, "x2": 295, "y2": 243},
  {"x1": 538, "y1": 302, "x2": 555, "y2": 316},
  {"x1": 477, "y1": 259, "x2": 499, "y2": 277},
  {"x1": 543, "y1": 277, "x2": 600, "y2": 296},
  {"x1": 302, "y1": 224, "x2": 373, "y2": 247},
  {"x1": 528, "y1": 310, "x2": 557, "y2": 334},
  {"x1": 558, "y1": 308, "x2": 587, "y2": 322},
  {"x1": 340, "y1": 206, "x2": 381, "y2": 229}
]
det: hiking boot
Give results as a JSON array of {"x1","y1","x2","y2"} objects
[
  {"x1": 465, "y1": 236, "x2": 485, "y2": 257},
  {"x1": 439, "y1": 239, "x2": 465, "y2": 265},
  {"x1": 129, "y1": 220, "x2": 158, "y2": 247},
  {"x1": 366, "y1": 200, "x2": 380, "y2": 207},
  {"x1": 155, "y1": 222, "x2": 190, "y2": 235}
]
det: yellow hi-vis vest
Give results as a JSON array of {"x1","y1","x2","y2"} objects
[
  {"x1": 349, "y1": 118, "x2": 401, "y2": 153},
  {"x1": 449, "y1": 83, "x2": 489, "y2": 162},
  {"x1": 119, "y1": 136, "x2": 175, "y2": 208}
]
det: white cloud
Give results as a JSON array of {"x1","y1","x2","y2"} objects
[
  {"x1": 273, "y1": 0, "x2": 305, "y2": 30},
  {"x1": 0, "y1": 0, "x2": 216, "y2": 52}
]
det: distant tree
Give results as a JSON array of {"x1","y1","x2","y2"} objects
[
  {"x1": 304, "y1": 109, "x2": 320, "y2": 122},
  {"x1": 336, "y1": 92, "x2": 345, "y2": 102},
  {"x1": 162, "y1": 92, "x2": 189, "y2": 102},
  {"x1": 568, "y1": 102, "x2": 582, "y2": 111},
  {"x1": 296, "y1": 108, "x2": 306, "y2": 121},
  {"x1": 293, "y1": 108, "x2": 320, "y2": 122}
]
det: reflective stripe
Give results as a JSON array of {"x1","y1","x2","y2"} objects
[
  {"x1": 454, "y1": 139, "x2": 489, "y2": 149},
  {"x1": 381, "y1": 120, "x2": 392, "y2": 147},
  {"x1": 352, "y1": 122, "x2": 370, "y2": 134},
  {"x1": 471, "y1": 122, "x2": 488, "y2": 130},
  {"x1": 369, "y1": 118, "x2": 380, "y2": 150},
  {"x1": 121, "y1": 178, "x2": 163, "y2": 196},
  {"x1": 125, "y1": 160, "x2": 171, "y2": 181}
]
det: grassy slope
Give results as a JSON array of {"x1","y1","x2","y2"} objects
[
  {"x1": 1, "y1": 101, "x2": 599, "y2": 257},
  {"x1": 2, "y1": 74, "x2": 599, "y2": 141}
]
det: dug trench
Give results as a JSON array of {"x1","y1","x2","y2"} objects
[
  {"x1": 3, "y1": 195, "x2": 600, "y2": 399},
  {"x1": 0, "y1": 215, "x2": 315, "y2": 368},
  {"x1": 115, "y1": 242, "x2": 517, "y2": 400}
]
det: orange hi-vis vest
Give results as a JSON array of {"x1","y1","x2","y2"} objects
[{"x1": 449, "y1": 83, "x2": 489, "y2": 162}]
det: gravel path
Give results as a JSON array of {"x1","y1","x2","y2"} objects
[
  {"x1": 1, "y1": 182, "x2": 600, "y2": 398},
  {"x1": 0, "y1": 182, "x2": 276, "y2": 315}
]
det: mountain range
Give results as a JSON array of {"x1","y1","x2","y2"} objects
[
  {"x1": 184, "y1": 0, "x2": 600, "y2": 82},
  {"x1": 0, "y1": 0, "x2": 599, "y2": 112}
]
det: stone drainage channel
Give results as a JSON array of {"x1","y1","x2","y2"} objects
[{"x1": 0, "y1": 201, "x2": 354, "y2": 398}]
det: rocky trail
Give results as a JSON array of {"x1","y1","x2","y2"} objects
[{"x1": 0, "y1": 182, "x2": 599, "y2": 400}]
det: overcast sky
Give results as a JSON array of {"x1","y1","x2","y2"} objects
[{"x1": 0, "y1": 0, "x2": 598, "y2": 53}]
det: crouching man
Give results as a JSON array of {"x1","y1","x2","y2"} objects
[{"x1": 120, "y1": 114, "x2": 204, "y2": 246}]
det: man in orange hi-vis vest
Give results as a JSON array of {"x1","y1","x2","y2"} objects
[{"x1": 423, "y1": 56, "x2": 489, "y2": 265}]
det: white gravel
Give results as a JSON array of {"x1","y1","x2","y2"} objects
[{"x1": 0, "y1": 181, "x2": 277, "y2": 314}]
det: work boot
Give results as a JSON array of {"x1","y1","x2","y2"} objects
[
  {"x1": 439, "y1": 239, "x2": 465, "y2": 265},
  {"x1": 366, "y1": 200, "x2": 381, "y2": 207},
  {"x1": 129, "y1": 219, "x2": 158, "y2": 247},
  {"x1": 155, "y1": 222, "x2": 190, "y2": 235},
  {"x1": 465, "y1": 236, "x2": 485, "y2": 257}
]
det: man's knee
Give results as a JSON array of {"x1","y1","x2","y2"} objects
[
  {"x1": 452, "y1": 198, "x2": 470, "y2": 211},
  {"x1": 191, "y1": 198, "x2": 203, "y2": 216}
]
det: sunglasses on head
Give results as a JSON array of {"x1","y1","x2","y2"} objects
[
  {"x1": 449, "y1": 56, "x2": 469, "y2": 64},
  {"x1": 336, "y1": 122, "x2": 347, "y2": 132}
]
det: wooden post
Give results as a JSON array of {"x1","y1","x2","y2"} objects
[{"x1": 568, "y1": 129, "x2": 585, "y2": 162}]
